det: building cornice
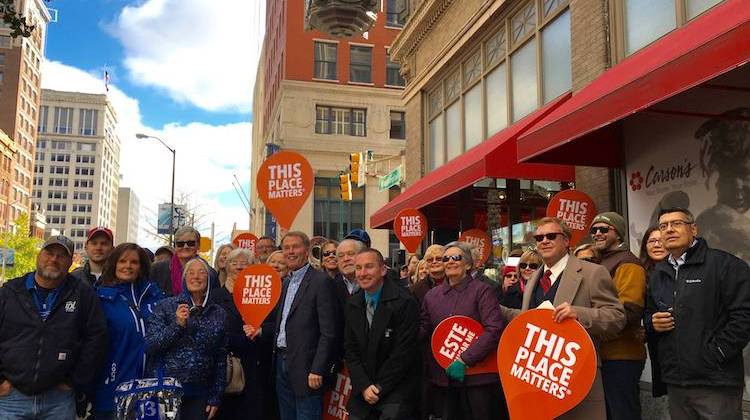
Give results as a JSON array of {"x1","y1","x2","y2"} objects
[{"x1": 390, "y1": 0, "x2": 455, "y2": 65}]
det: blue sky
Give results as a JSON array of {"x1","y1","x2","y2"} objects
[
  {"x1": 44, "y1": 0, "x2": 251, "y2": 127},
  {"x1": 40, "y1": 0, "x2": 265, "y2": 246}
]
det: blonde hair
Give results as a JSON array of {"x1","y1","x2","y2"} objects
[
  {"x1": 213, "y1": 243, "x2": 236, "y2": 286},
  {"x1": 411, "y1": 259, "x2": 428, "y2": 286},
  {"x1": 424, "y1": 244, "x2": 446, "y2": 260},
  {"x1": 519, "y1": 249, "x2": 542, "y2": 265}
]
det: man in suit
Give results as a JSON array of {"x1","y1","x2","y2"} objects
[
  {"x1": 501, "y1": 217, "x2": 626, "y2": 419},
  {"x1": 344, "y1": 248, "x2": 420, "y2": 420},
  {"x1": 271, "y1": 231, "x2": 339, "y2": 420},
  {"x1": 333, "y1": 239, "x2": 366, "y2": 314}
]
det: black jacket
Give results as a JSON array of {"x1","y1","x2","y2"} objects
[
  {"x1": 344, "y1": 278, "x2": 420, "y2": 418},
  {"x1": 70, "y1": 261, "x2": 99, "y2": 287},
  {"x1": 0, "y1": 273, "x2": 108, "y2": 395},
  {"x1": 644, "y1": 238, "x2": 750, "y2": 388},
  {"x1": 267, "y1": 266, "x2": 339, "y2": 396}
]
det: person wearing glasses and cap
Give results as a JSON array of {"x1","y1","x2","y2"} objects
[
  {"x1": 71, "y1": 226, "x2": 115, "y2": 286},
  {"x1": 150, "y1": 226, "x2": 219, "y2": 297},
  {"x1": 589, "y1": 211, "x2": 647, "y2": 420},
  {"x1": 500, "y1": 217, "x2": 625, "y2": 419},
  {"x1": 0, "y1": 235, "x2": 108, "y2": 419}
]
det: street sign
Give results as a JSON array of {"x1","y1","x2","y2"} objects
[
  {"x1": 157, "y1": 204, "x2": 190, "y2": 234},
  {"x1": 378, "y1": 165, "x2": 402, "y2": 191}
]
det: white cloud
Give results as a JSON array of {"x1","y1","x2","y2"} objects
[
  {"x1": 41, "y1": 60, "x2": 252, "y2": 249},
  {"x1": 108, "y1": 0, "x2": 265, "y2": 113}
]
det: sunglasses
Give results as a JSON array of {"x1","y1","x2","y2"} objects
[
  {"x1": 518, "y1": 263, "x2": 540, "y2": 270},
  {"x1": 589, "y1": 226, "x2": 610, "y2": 235},
  {"x1": 533, "y1": 232, "x2": 564, "y2": 242},
  {"x1": 322, "y1": 250, "x2": 337, "y2": 257},
  {"x1": 175, "y1": 240, "x2": 197, "y2": 248},
  {"x1": 441, "y1": 255, "x2": 463, "y2": 262}
]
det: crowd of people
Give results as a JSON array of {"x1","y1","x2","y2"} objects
[{"x1": 0, "y1": 206, "x2": 748, "y2": 420}]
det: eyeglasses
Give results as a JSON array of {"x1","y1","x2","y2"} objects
[
  {"x1": 518, "y1": 263, "x2": 540, "y2": 270},
  {"x1": 322, "y1": 250, "x2": 337, "y2": 257},
  {"x1": 504, "y1": 273, "x2": 518, "y2": 278},
  {"x1": 658, "y1": 220, "x2": 692, "y2": 231},
  {"x1": 441, "y1": 255, "x2": 463, "y2": 262},
  {"x1": 589, "y1": 226, "x2": 610, "y2": 235},
  {"x1": 646, "y1": 238, "x2": 662, "y2": 246},
  {"x1": 533, "y1": 232, "x2": 565, "y2": 242},
  {"x1": 175, "y1": 240, "x2": 197, "y2": 248}
]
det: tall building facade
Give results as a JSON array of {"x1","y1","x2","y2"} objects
[
  {"x1": 33, "y1": 89, "x2": 121, "y2": 253},
  {"x1": 0, "y1": 0, "x2": 51, "y2": 231},
  {"x1": 115, "y1": 187, "x2": 140, "y2": 244},
  {"x1": 251, "y1": 0, "x2": 410, "y2": 254}
]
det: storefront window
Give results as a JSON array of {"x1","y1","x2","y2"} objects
[
  {"x1": 686, "y1": 0, "x2": 722, "y2": 19},
  {"x1": 446, "y1": 102, "x2": 462, "y2": 160},
  {"x1": 464, "y1": 84, "x2": 482, "y2": 149},
  {"x1": 541, "y1": 10, "x2": 571, "y2": 103},
  {"x1": 485, "y1": 64, "x2": 508, "y2": 136},
  {"x1": 429, "y1": 115, "x2": 445, "y2": 169},
  {"x1": 624, "y1": 0, "x2": 675, "y2": 55},
  {"x1": 511, "y1": 40, "x2": 537, "y2": 121}
]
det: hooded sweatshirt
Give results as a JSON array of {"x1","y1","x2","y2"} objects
[
  {"x1": 145, "y1": 258, "x2": 227, "y2": 405},
  {"x1": 93, "y1": 279, "x2": 165, "y2": 412}
]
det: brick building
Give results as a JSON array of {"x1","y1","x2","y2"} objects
[{"x1": 251, "y1": 0, "x2": 409, "y2": 254}]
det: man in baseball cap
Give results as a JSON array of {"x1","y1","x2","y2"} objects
[
  {"x1": 0, "y1": 234, "x2": 107, "y2": 418},
  {"x1": 71, "y1": 227, "x2": 114, "y2": 286}
]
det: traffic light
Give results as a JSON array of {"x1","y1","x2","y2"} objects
[
  {"x1": 340, "y1": 173, "x2": 352, "y2": 201},
  {"x1": 350, "y1": 153, "x2": 362, "y2": 185}
]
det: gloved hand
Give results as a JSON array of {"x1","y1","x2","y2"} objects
[{"x1": 445, "y1": 359, "x2": 466, "y2": 383}]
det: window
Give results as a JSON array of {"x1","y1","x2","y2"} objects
[
  {"x1": 51, "y1": 140, "x2": 69, "y2": 150},
  {"x1": 74, "y1": 179, "x2": 94, "y2": 188},
  {"x1": 386, "y1": 51, "x2": 405, "y2": 87},
  {"x1": 79, "y1": 109, "x2": 98, "y2": 136},
  {"x1": 73, "y1": 191, "x2": 93, "y2": 200},
  {"x1": 619, "y1": 0, "x2": 722, "y2": 57},
  {"x1": 50, "y1": 166, "x2": 69, "y2": 174},
  {"x1": 426, "y1": 1, "x2": 571, "y2": 170},
  {"x1": 0, "y1": 36, "x2": 10, "y2": 48},
  {"x1": 0, "y1": 53, "x2": 4, "y2": 64},
  {"x1": 78, "y1": 142, "x2": 96, "y2": 151},
  {"x1": 390, "y1": 111, "x2": 406, "y2": 139},
  {"x1": 0, "y1": 71, "x2": 3, "y2": 84},
  {"x1": 76, "y1": 155, "x2": 95, "y2": 164},
  {"x1": 47, "y1": 203, "x2": 66, "y2": 212},
  {"x1": 313, "y1": 177, "x2": 365, "y2": 240},
  {"x1": 314, "y1": 41, "x2": 337, "y2": 80},
  {"x1": 48, "y1": 178, "x2": 69, "y2": 187},
  {"x1": 315, "y1": 106, "x2": 367, "y2": 137},
  {"x1": 48, "y1": 190, "x2": 68, "y2": 199},
  {"x1": 75, "y1": 167, "x2": 94, "y2": 176},
  {"x1": 38, "y1": 106, "x2": 48, "y2": 133},
  {"x1": 50, "y1": 153, "x2": 70, "y2": 162},
  {"x1": 350, "y1": 45, "x2": 372, "y2": 83},
  {"x1": 53, "y1": 107, "x2": 73, "y2": 134},
  {"x1": 386, "y1": 0, "x2": 409, "y2": 27}
]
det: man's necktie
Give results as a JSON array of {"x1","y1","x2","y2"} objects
[
  {"x1": 540, "y1": 270, "x2": 553, "y2": 295},
  {"x1": 366, "y1": 299, "x2": 375, "y2": 327}
]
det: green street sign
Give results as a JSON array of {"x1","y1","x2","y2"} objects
[{"x1": 378, "y1": 165, "x2": 402, "y2": 191}]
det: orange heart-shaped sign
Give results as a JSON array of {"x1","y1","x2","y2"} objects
[
  {"x1": 256, "y1": 151, "x2": 313, "y2": 230},
  {"x1": 546, "y1": 189, "x2": 596, "y2": 248},
  {"x1": 232, "y1": 232, "x2": 258, "y2": 255},
  {"x1": 431, "y1": 315, "x2": 498, "y2": 375},
  {"x1": 498, "y1": 309, "x2": 597, "y2": 420},
  {"x1": 459, "y1": 228, "x2": 492, "y2": 265},
  {"x1": 394, "y1": 208, "x2": 427, "y2": 254},
  {"x1": 323, "y1": 365, "x2": 351, "y2": 420},
  {"x1": 232, "y1": 264, "x2": 282, "y2": 328}
]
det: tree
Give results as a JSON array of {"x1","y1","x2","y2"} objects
[
  {"x1": 2, "y1": 0, "x2": 37, "y2": 38},
  {"x1": 1, "y1": 212, "x2": 41, "y2": 282}
]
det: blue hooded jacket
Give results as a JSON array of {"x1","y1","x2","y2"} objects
[
  {"x1": 93, "y1": 279, "x2": 165, "y2": 412},
  {"x1": 145, "y1": 258, "x2": 227, "y2": 405}
]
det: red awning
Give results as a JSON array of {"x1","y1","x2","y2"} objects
[
  {"x1": 370, "y1": 94, "x2": 575, "y2": 229},
  {"x1": 517, "y1": 0, "x2": 750, "y2": 166}
]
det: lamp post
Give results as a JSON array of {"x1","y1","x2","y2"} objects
[{"x1": 136, "y1": 133, "x2": 176, "y2": 245}]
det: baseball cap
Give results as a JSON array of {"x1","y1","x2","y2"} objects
[
  {"x1": 42, "y1": 235, "x2": 74, "y2": 257},
  {"x1": 344, "y1": 228, "x2": 371, "y2": 248},
  {"x1": 87, "y1": 226, "x2": 114, "y2": 243}
]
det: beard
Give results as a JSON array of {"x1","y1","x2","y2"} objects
[{"x1": 37, "y1": 265, "x2": 65, "y2": 280}]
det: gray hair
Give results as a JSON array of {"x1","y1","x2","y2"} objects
[
  {"x1": 337, "y1": 238, "x2": 366, "y2": 254},
  {"x1": 182, "y1": 257, "x2": 210, "y2": 280},
  {"x1": 445, "y1": 241, "x2": 474, "y2": 269},
  {"x1": 174, "y1": 226, "x2": 201, "y2": 242},
  {"x1": 227, "y1": 247, "x2": 255, "y2": 264}
]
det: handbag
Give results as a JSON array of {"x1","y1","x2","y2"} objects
[
  {"x1": 114, "y1": 365, "x2": 183, "y2": 420},
  {"x1": 225, "y1": 353, "x2": 246, "y2": 394}
]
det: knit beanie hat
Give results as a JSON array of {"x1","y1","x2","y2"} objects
[{"x1": 591, "y1": 212, "x2": 626, "y2": 241}]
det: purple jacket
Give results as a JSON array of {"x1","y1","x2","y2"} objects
[{"x1": 419, "y1": 275, "x2": 503, "y2": 387}]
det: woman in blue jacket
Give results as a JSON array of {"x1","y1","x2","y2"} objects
[
  {"x1": 91, "y1": 243, "x2": 165, "y2": 419},
  {"x1": 146, "y1": 257, "x2": 227, "y2": 419}
]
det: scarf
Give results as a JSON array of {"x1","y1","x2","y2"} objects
[{"x1": 169, "y1": 254, "x2": 184, "y2": 295}]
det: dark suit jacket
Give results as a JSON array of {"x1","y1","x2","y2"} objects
[
  {"x1": 271, "y1": 266, "x2": 339, "y2": 396},
  {"x1": 344, "y1": 278, "x2": 420, "y2": 418}
]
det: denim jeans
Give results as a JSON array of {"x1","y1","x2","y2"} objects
[
  {"x1": 0, "y1": 386, "x2": 75, "y2": 420},
  {"x1": 275, "y1": 353, "x2": 322, "y2": 420}
]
